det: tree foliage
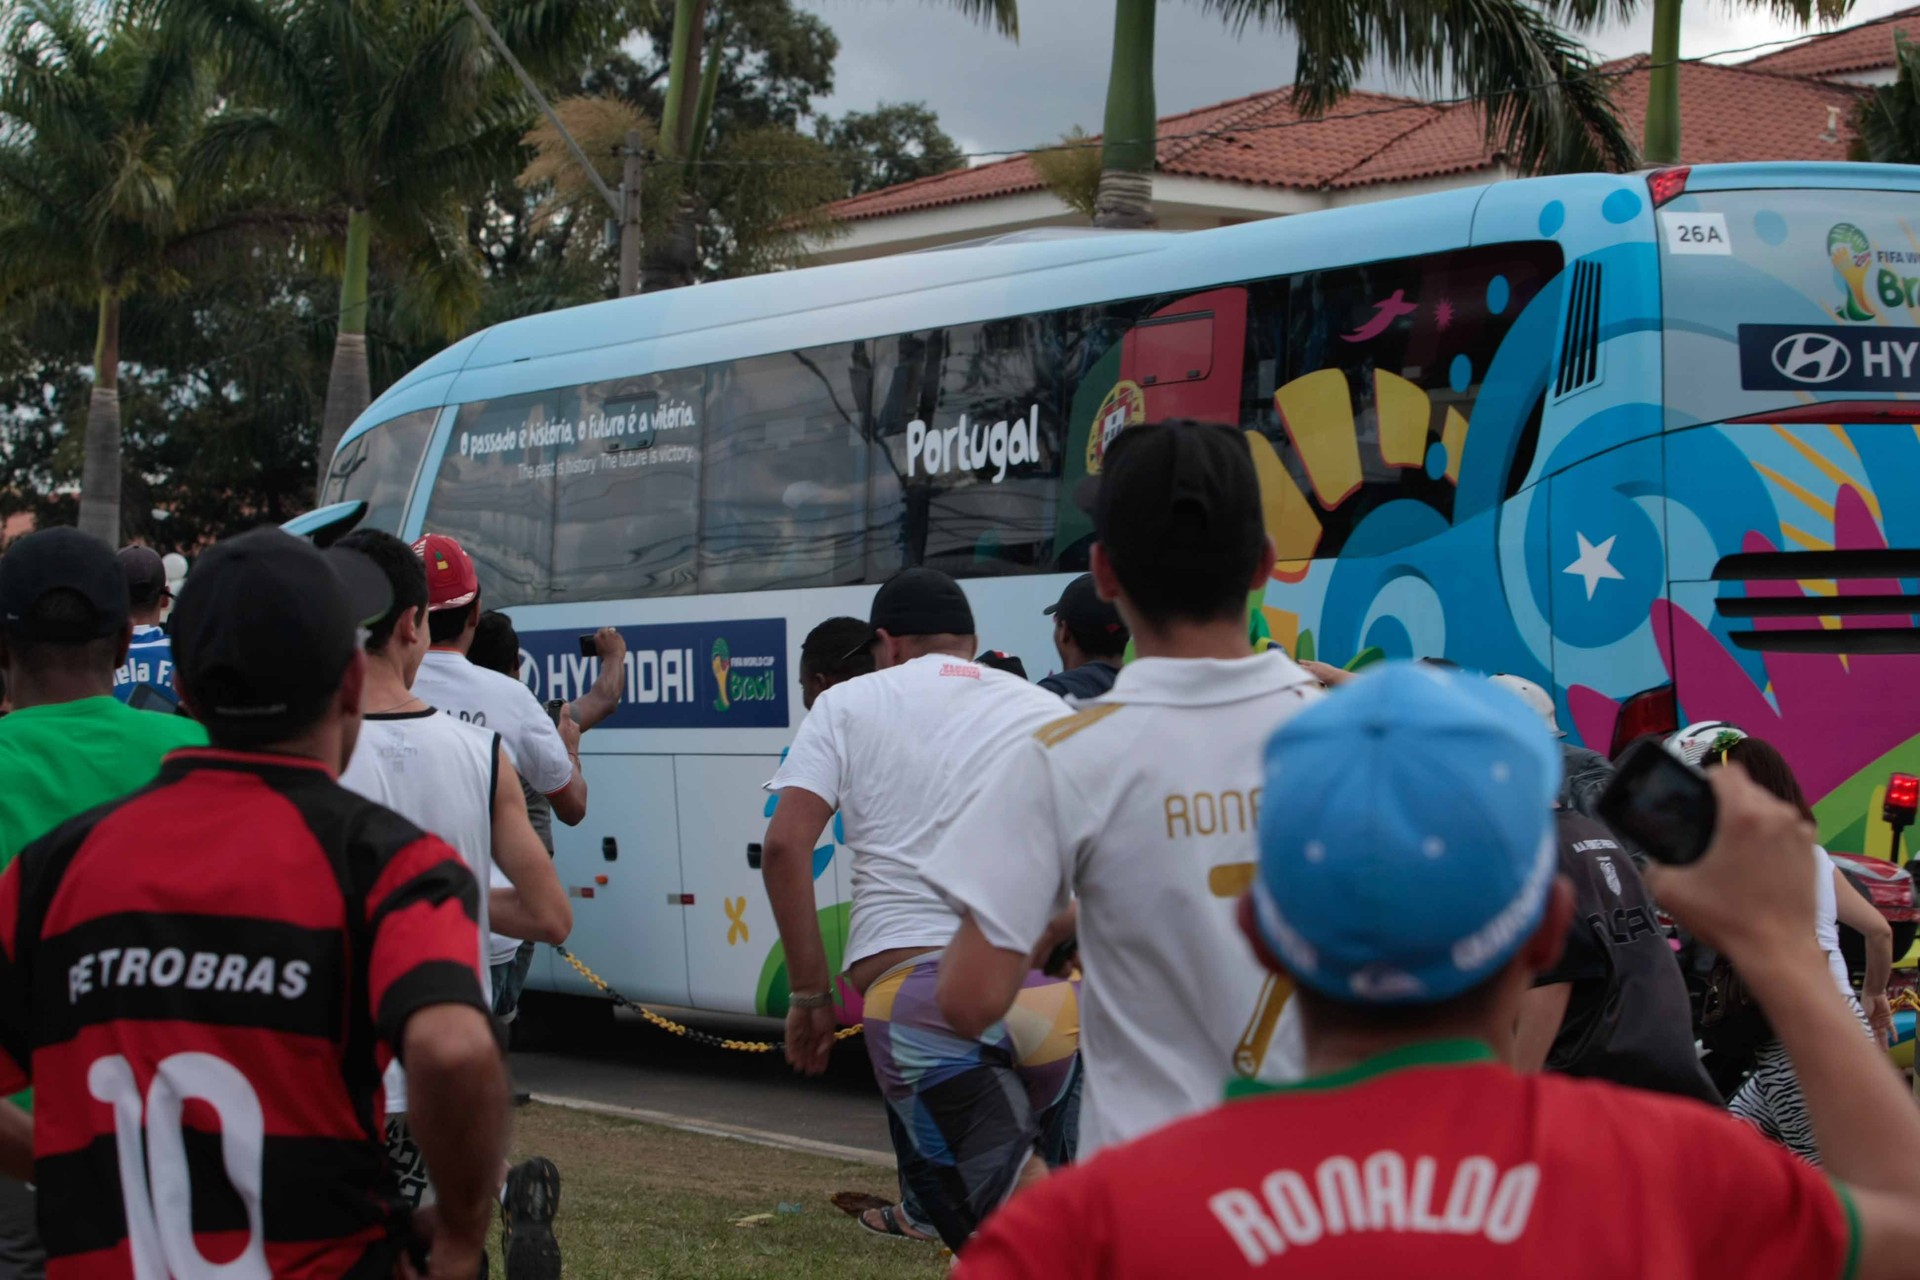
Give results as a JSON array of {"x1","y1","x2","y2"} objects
[
  {"x1": 1030, "y1": 126, "x2": 1103, "y2": 219},
  {"x1": 817, "y1": 102, "x2": 964, "y2": 197},
  {"x1": 1851, "y1": 31, "x2": 1920, "y2": 163}
]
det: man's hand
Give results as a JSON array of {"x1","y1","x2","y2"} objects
[
  {"x1": 592, "y1": 627, "x2": 627, "y2": 676},
  {"x1": 1028, "y1": 902, "x2": 1079, "y2": 976},
  {"x1": 784, "y1": 1002, "x2": 838, "y2": 1076},
  {"x1": 1299, "y1": 659, "x2": 1352, "y2": 688},
  {"x1": 398, "y1": 1206, "x2": 485, "y2": 1280},
  {"x1": 1644, "y1": 764, "x2": 1821, "y2": 971},
  {"x1": 1865, "y1": 991, "x2": 1895, "y2": 1049},
  {"x1": 556, "y1": 702, "x2": 583, "y2": 756}
]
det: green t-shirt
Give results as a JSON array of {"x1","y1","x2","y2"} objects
[
  {"x1": 0, "y1": 697, "x2": 206, "y2": 1109},
  {"x1": 0, "y1": 697, "x2": 208, "y2": 867}
]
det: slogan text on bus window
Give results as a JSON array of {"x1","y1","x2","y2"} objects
[
  {"x1": 906, "y1": 405, "x2": 1045, "y2": 484},
  {"x1": 457, "y1": 398, "x2": 700, "y2": 482}
]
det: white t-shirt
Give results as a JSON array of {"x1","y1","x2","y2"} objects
[
  {"x1": 339, "y1": 709, "x2": 497, "y2": 1114},
  {"x1": 412, "y1": 649, "x2": 574, "y2": 794},
  {"x1": 922, "y1": 651, "x2": 1322, "y2": 1157},
  {"x1": 1812, "y1": 845, "x2": 1853, "y2": 999},
  {"x1": 766, "y1": 652, "x2": 1066, "y2": 967},
  {"x1": 413, "y1": 648, "x2": 574, "y2": 967}
]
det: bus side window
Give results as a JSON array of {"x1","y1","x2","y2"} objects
[
  {"x1": 699, "y1": 345, "x2": 871, "y2": 595},
  {"x1": 867, "y1": 318, "x2": 1067, "y2": 582},
  {"x1": 551, "y1": 369, "x2": 705, "y2": 601},
  {"x1": 425, "y1": 392, "x2": 557, "y2": 607},
  {"x1": 323, "y1": 408, "x2": 436, "y2": 534}
]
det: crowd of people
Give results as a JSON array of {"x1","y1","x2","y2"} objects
[
  {"x1": 760, "y1": 419, "x2": 1920, "y2": 1275},
  {"x1": 0, "y1": 414, "x2": 1915, "y2": 1279},
  {"x1": 0, "y1": 521, "x2": 624, "y2": 1279}
]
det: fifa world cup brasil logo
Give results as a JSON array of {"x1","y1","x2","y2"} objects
[
  {"x1": 711, "y1": 638, "x2": 732, "y2": 712},
  {"x1": 1828, "y1": 223, "x2": 1876, "y2": 322}
]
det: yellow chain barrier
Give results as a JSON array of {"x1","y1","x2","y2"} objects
[{"x1": 555, "y1": 945, "x2": 862, "y2": 1053}]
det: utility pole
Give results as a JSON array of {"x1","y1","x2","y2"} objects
[{"x1": 619, "y1": 130, "x2": 644, "y2": 297}]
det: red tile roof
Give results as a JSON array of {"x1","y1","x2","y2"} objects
[
  {"x1": 1745, "y1": 4, "x2": 1920, "y2": 77},
  {"x1": 1335, "y1": 57, "x2": 1863, "y2": 187},
  {"x1": 826, "y1": 87, "x2": 1442, "y2": 222},
  {"x1": 827, "y1": 56, "x2": 1866, "y2": 224}
]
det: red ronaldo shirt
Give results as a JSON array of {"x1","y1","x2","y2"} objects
[
  {"x1": 956, "y1": 1040, "x2": 1857, "y2": 1280},
  {"x1": 0, "y1": 749, "x2": 490, "y2": 1279}
]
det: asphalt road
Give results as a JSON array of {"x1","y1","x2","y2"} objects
[{"x1": 509, "y1": 1001, "x2": 895, "y2": 1162}]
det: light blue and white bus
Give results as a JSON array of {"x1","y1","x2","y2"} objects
[{"x1": 320, "y1": 161, "x2": 1920, "y2": 1024}]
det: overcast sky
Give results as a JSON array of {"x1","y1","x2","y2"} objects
[{"x1": 797, "y1": 0, "x2": 1918, "y2": 155}]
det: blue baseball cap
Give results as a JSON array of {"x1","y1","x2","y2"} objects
[{"x1": 1251, "y1": 662, "x2": 1562, "y2": 1005}]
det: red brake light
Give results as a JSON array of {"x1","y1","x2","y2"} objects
[
  {"x1": 1886, "y1": 773, "x2": 1919, "y2": 825},
  {"x1": 1610, "y1": 684, "x2": 1678, "y2": 759},
  {"x1": 1648, "y1": 166, "x2": 1691, "y2": 208}
]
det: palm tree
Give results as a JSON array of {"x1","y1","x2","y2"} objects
[
  {"x1": 0, "y1": 2, "x2": 214, "y2": 542},
  {"x1": 645, "y1": 0, "x2": 1016, "y2": 288},
  {"x1": 153, "y1": 0, "x2": 645, "y2": 481},
  {"x1": 1091, "y1": 0, "x2": 1639, "y2": 229},
  {"x1": 1638, "y1": 0, "x2": 1851, "y2": 164},
  {"x1": 1850, "y1": 31, "x2": 1920, "y2": 164}
]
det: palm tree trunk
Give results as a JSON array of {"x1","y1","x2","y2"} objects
[
  {"x1": 318, "y1": 206, "x2": 374, "y2": 488},
  {"x1": 645, "y1": 0, "x2": 709, "y2": 291},
  {"x1": 1643, "y1": 0, "x2": 1683, "y2": 165},
  {"x1": 1094, "y1": 0, "x2": 1157, "y2": 229},
  {"x1": 78, "y1": 285, "x2": 123, "y2": 545}
]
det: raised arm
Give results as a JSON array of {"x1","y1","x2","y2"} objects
[
  {"x1": 1648, "y1": 768, "x2": 1920, "y2": 1278},
  {"x1": 568, "y1": 628, "x2": 629, "y2": 731},
  {"x1": 488, "y1": 745, "x2": 572, "y2": 945}
]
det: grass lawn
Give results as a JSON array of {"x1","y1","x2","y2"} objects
[{"x1": 487, "y1": 1102, "x2": 950, "y2": 1279}]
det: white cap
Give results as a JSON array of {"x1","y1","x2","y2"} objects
[
  {"x1": 1665, "y1": 721, "x2": 1746, "y2": 766},
  {"x1": 1488, "y1": 673, "x2": 1563, "y2": 737}
]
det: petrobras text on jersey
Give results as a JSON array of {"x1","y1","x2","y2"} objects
[
  {"x1": 905, "y1": 404, "x2": 1044, "y2": 484},
  {"x1": 516, "y1": 617, "x2": 788, "y2": 730}
]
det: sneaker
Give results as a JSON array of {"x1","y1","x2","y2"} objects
[{"x1": 500, "y1": 1157, "x2": 561, "y2": 1280}]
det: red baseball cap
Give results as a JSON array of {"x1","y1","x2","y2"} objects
[{"x1": 412, "y1": 533, "x2": 479, "y2": 611}]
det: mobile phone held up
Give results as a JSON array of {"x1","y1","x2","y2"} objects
[
  {"x1": 545, "y1": 697, "x2": 566, "y2": 727},
  {"x1": 578, "y1": 633, "x2": 598, "y2": 658},
  {"x1": 1597, "y1": 740, "x2": 1719, "y2": 866}
]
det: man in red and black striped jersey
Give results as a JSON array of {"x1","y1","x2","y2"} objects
[{"x1": 0, "y1": 528, "x2": 508, "y2": 1280}]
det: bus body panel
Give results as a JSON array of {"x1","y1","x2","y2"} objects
[{"x1": 323, "y1": 164, "x2": 1920, "y2": 1020}]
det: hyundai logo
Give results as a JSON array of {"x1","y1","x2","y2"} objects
[{"x1": 1770, "y1": 332, "x2": 1852, "y2": 384}]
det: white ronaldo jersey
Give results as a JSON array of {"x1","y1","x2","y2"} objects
[{"x1": 923, "y1": 651, "x2": 1322, "y2": 1156}]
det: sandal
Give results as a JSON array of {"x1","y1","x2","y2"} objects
[{"x1": 856, "y1": 1205, "x2": 935, "y2": 1242}]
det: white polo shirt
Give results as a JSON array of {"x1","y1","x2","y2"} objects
[
  {"x1": 923, "y1": 651, "x2": 1321, "y2": 1156},
  {"x1": 766, "y1": 652, "x2": 1066, "y2": 969}
]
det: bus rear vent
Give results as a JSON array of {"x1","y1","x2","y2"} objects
[
  {"x1": 1553, "y1": 261, "x2": 1603, "y2": 398},
  {"x1": 1712, "y1": 549, "x2": 1920, "y2": 654}
]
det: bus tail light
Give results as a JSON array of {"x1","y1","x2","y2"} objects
[
  {"x1": 1647, "y1": 166, "x2": 1692, "y2": 208},
  {"x1": 1610, "y1": 683, "x2": 1678, "y2": 759},
  {"x1": 1886, "y1": 773, "x2": 1919, "y2": 826}
]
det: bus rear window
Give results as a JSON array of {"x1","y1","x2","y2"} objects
[
  {"x1": 1659, "y1": 187, "x2": 1920, "y2": 426},
  {"x1": 319, "y1": 409, "x2": 436, "y2": 534}
]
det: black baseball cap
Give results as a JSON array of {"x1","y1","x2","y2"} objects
[
  {"x1": 170, "y1": 528, "x2": 391, "y2": 745},
  {"x1": 119, "y1": 545, "x2": 171, "y2": 608},
  {"x1": 0, "y1": 527, "x2": 129, "y2": 642},
  {"x1": 1093, "y1": 421, "x2": 1264, "y2": 575},
  {"x1": 1044, "y1": 573, "x2": 1125, "y2": 638},
  {"x1": 870, "y1": 568, "x2": 975, "y2": 637}
]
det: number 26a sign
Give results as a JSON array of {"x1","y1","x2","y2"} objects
[{"x1": 1660, "y1": 211, "x2": 1731, "y2": 255}]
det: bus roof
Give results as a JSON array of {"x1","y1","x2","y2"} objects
[{"x1": 339, "y1": 161, "x2": 1920, "y2": 452}]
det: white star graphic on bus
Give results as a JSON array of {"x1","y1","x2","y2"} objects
[{"x1": 1563, "y1": 531, "x2": 1625, "y2": 601}]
